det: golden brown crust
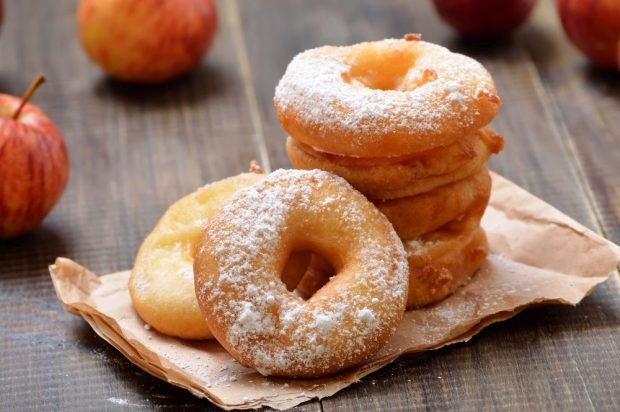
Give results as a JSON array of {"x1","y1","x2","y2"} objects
[
  {"x1": 375, "y1": 168, "x2": 491, "y2": 239},
  {"x1": 405, "y1": 226, "x2": 488, "y2": 309},
  {"x1": 287, "y1": 128, "x2": 502, "y2": 199}
]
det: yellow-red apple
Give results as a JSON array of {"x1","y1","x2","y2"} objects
[
  {"x1": 557, "y1": 0, "x2": 620, "y2": 69},
  {"x1": 77, "y1": 0, "x2": 218, "y2": 83},
  {"x1": 0, "y1": 77, "x2": 69, "y2": 239},
  {"x1": 432, "y1": 0, "x2": 539, "y2": 37}
]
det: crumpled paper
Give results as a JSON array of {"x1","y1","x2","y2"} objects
[{"x1": 49, "y1": 173, "x2": 620, "y2": 410}]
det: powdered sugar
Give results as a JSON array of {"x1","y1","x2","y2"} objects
[
  {"x1": 195, "y1": 169, "x2": 408, "y2": 377},
  {"x1": 404, "y1": 238, "x2": 427, "y2": 257},
  {"x1": 274, "y1": 39, "x2": 497, "y2": 153},
  {"x1": 356, "y1": 307, "x2": 379, "y2": 332},
  {"x1": 445, "y1": 81, "x2": 467, "y2": 111}
]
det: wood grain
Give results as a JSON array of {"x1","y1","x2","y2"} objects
[
  {"x1": 0, "y1": 0, "x2": 618, "y2": 410},
  {"x1": 521, "y1": 1, "x2": 620, "y2": 244}
]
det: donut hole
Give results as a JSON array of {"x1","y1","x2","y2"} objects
[
  {"x1": 281, "y1": 251, "x2": 312, "y2": 292},
  {"x1": 296, "y1": 254, "x2": 336, "y2": 299},
  {"x1": 281, "y1": 251, "x2": 336, "y2": 300},
  {"x1": 343, "y1": 45, "x2": 418, "y2": 91}
]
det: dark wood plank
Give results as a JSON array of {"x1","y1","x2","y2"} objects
[
  {"x1": 1, "y1": 0, "x2": 618, "y2": 410},
  {"x1": 520, "y1": 0, "x2": 620, "y2": 244},
  {"x1": 237, "y1": 0, "x2": 620, "y2": 410}
]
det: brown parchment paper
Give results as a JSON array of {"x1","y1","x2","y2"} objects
[{"x1": 49, "y1": 173, "x2": 620, "y2": 410}]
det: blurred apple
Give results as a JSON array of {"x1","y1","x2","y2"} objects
[
  {"x1": 77, "y1": 0, "x2": 218, "y2": 83},
  {"x1": 432, "y1": 0, "x2": 539, "y2": 37},
  {"x1": 0, "y1": 77, "x2": 69, "y2": 239},
  {"x1": 557, "y1": 0, "x2": 620, "y2": 69}
]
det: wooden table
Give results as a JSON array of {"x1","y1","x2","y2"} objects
[{"x1": 2, "y1": 0, "x2": 619, "y2": 410}]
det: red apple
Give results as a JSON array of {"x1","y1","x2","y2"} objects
[
  {"x1": 557, "y1": 0, "x2": 620, "y2": 69},
  {"x1": 0, "y1": 76, "x2": 69, "y2": 239},
  {"x1": 432, "y1": 0, "x2": 539, "y2": 37},
  {"x1": 77, "y1": 0, "x2": 218, "y2": 83}
]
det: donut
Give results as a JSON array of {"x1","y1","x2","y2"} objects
[
  {"x1": 193, "y1": 169, "x2": 408, "y2": 377},
  {"x1": 287, "y1": 128, "x2": 503, "y2": 199},
  {"x1": 275, "y1": 38, "x2": 500, "y2": 157},
  {"x1": 375, "y1": 168, "x2": 491, "y2": 239},
  {"x1": 405, "y1": 225, "x2": 488, "y2": 309},
  {"x1": 129, "y1": 171, "x2": 264, "y2": 340}
]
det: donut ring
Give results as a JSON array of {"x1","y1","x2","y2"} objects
[
  {"x1": 287, "y1": 128, "x2": 503, "y2": 199},
  {"x1": 275, "y1": 38, "x2": 500, "y2": 157},
  {"x1": 129, "y1": 171, "x2": 264, "y2": 340},
  {"x1": 194, "y1": 169, "x2": 408, "y2": 377},
  {"x1": 375, "y1": 168, "x2": 491, "y2": 239},
  {"x1": 405, "y1": 225, "x2": 488, "y2": 308}
]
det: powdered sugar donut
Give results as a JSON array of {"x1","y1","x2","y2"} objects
[
  {"x1": 275, "y1": 38, "x2": 500, "y2": 157},
  {"x1": 194, "y1": 169, "x2": 408, "y2": 377}
]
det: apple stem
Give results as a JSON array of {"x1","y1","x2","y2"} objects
[{"x1": 12, "y1": 75, "x2": 46, "y2": 120}]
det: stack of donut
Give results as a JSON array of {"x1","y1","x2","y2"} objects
[
  {"x1": 275, "y1": 36, "x2": 504, "y2": 308},
  {"x1": 127, "y1": 37, "x2": 505, "y2": 379}
]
